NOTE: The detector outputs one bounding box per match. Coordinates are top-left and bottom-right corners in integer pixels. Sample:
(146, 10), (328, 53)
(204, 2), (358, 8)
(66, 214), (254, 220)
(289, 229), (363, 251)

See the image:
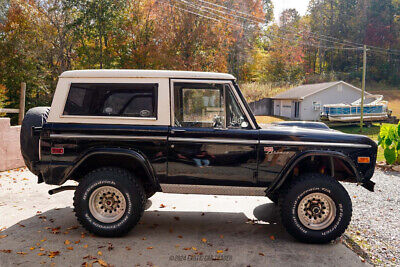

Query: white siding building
(272, 81), (370, 121)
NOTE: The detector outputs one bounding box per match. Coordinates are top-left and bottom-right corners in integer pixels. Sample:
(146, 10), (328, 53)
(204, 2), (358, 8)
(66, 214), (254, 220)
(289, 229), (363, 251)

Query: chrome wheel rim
(297, 192), (336, 230)
(89, 186), (126, 223)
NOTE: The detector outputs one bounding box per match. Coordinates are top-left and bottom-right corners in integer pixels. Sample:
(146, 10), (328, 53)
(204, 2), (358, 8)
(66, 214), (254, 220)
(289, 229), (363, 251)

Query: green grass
(330, 124), (381, 140)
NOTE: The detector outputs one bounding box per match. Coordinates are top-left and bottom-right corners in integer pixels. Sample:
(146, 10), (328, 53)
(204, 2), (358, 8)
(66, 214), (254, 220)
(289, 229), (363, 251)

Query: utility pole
(18, 82), (26, 125)
(360, 45), (367, 133)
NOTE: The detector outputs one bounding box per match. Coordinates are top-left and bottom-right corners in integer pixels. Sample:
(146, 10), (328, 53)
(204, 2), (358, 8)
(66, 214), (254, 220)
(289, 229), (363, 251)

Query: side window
(63, 83), (157, 118)
(174, 82), (225, 128)
(225, 85), (249, 129)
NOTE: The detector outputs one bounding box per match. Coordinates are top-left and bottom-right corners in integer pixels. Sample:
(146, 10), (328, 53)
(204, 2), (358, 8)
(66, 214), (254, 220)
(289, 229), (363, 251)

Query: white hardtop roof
(60, 69), (236, 80)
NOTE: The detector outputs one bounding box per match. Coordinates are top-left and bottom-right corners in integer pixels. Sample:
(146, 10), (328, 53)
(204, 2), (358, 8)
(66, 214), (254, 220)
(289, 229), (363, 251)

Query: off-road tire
(20, 107), (50, 175)
(279, 173), (352, 243)
(73, 167), (146, 237)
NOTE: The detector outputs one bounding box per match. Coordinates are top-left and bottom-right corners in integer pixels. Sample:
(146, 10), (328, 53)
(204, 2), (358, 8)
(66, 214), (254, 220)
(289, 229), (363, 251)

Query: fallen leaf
(125, 246), (131, 251)
(146, 247), (153, 250)
(192, 247), (197, 251)
(17, 252), (27, 255)
(83, 244), (88, 248)
(201, 238), (207, 243)
(177, 235), (183, 239)
(67, 226), (79, 230)
(142, 237), (147, 240)
(259, 252), (265, 256)
(220, 235), (224, 239)
(269, 235), (275, 241)
(97, 251), (102, 256)
(67, 247), (73, 250)
(65, 240), (71, 245)
(107, 243), (113, 251)
(17, 223), (25, 227)
(51, 227), (61, 234)
(41, 238), (47, 242)
(40, 248), (44, 251)
(83, 255), (97, 260)
(30, 247), (35, 250)
(0, 250), (11, 253)
(174, 216), (180, 221)
(75, 240), (81, 244)
(37, 253), (45, 256)
(183, 248), (191, 250)
(159, 204), (166, 208)
(96, 259), (108, 267)
(216, 250), (223, 254)
(48, 251), (60, 258)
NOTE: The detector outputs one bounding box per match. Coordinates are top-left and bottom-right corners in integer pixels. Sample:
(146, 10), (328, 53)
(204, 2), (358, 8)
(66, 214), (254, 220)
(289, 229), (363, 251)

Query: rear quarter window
(63, 83), (158, 118)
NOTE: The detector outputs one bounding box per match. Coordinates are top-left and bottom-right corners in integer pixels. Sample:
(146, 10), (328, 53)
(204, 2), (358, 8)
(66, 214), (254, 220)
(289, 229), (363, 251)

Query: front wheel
(279, 173), (352, 243)
(73, 167), (146, 237)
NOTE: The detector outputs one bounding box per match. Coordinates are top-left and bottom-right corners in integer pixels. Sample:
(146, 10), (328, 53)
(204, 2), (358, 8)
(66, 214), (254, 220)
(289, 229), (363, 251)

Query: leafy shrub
(378, 123), (400, 164)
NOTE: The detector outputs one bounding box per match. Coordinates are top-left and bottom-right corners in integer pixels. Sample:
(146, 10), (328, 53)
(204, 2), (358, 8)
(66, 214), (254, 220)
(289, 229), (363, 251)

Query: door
(167, 80), (259, 186)
(294, 101), (300, 118)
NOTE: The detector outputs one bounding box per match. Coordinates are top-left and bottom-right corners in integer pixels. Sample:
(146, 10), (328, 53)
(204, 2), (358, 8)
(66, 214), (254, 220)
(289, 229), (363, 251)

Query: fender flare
(64, 147), (161, 191)
(266, 150), (361, 194)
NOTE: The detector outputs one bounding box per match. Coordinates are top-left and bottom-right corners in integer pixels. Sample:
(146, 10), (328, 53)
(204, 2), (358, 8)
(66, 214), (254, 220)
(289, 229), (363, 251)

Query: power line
(173, 0), (246, 26)
(161, 0), (242, 27)
(175, 0), (258, 25)
(194, 0), (400, 55)
(163, 0), (400, 56)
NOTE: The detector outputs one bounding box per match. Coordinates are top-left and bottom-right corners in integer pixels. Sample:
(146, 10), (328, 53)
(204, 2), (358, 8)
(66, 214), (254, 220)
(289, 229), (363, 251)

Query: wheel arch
(65, 148), (161, 197)
(267, 150), (361, 195)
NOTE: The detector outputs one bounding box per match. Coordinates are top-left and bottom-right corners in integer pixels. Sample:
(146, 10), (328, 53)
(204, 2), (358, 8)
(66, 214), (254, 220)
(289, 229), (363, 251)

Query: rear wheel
(279, 173), (352, 243)
(73, 167), (146, 237)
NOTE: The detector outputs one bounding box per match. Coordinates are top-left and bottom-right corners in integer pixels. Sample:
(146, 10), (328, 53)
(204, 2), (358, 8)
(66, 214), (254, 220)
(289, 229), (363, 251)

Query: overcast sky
(272, 0), (310, 21)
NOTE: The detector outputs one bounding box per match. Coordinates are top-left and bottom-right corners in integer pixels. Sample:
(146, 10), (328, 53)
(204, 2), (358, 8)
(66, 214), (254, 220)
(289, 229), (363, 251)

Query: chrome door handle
(171, 129), (186, 134)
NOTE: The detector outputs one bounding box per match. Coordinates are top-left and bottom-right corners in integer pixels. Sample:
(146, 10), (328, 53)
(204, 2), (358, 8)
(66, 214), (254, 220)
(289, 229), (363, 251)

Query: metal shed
(271, 81), (370, 121)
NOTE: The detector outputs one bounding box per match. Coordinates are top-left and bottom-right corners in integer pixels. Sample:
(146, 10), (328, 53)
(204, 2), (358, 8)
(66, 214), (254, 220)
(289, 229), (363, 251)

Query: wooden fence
(0, 82), (26, 124)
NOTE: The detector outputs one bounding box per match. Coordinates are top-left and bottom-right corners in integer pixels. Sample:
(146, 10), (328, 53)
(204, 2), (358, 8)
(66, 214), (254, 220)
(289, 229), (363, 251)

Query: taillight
(51, 147), (64, 155)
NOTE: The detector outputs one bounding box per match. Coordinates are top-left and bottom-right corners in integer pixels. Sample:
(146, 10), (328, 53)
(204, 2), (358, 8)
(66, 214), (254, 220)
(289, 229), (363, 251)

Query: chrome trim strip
(260, 140), (371, 148)
(168, 137), (258, 145)
(50, 133), (167, 141)
(160, 184), (266, 196)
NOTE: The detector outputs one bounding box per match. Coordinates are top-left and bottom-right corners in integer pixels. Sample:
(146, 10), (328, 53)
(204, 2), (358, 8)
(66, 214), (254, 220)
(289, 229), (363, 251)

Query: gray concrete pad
(0, 168), (367, 266)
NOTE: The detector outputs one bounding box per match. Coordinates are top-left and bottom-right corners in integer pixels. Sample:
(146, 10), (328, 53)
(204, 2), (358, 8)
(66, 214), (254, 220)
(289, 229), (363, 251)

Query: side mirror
(241, 121), (249, 129)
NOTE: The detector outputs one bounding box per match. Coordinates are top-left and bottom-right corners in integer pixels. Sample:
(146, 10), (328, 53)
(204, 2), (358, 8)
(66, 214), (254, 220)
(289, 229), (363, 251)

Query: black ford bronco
(20, 70), (377, 243)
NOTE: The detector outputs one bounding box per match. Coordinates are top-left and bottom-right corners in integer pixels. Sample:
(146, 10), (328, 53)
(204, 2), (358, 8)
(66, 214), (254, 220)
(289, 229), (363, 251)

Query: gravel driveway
(343, 169), (400, 266)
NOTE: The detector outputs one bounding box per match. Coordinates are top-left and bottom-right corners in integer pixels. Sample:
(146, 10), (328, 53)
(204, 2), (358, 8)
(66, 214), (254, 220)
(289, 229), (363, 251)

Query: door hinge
(253, 171), (258, 183)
